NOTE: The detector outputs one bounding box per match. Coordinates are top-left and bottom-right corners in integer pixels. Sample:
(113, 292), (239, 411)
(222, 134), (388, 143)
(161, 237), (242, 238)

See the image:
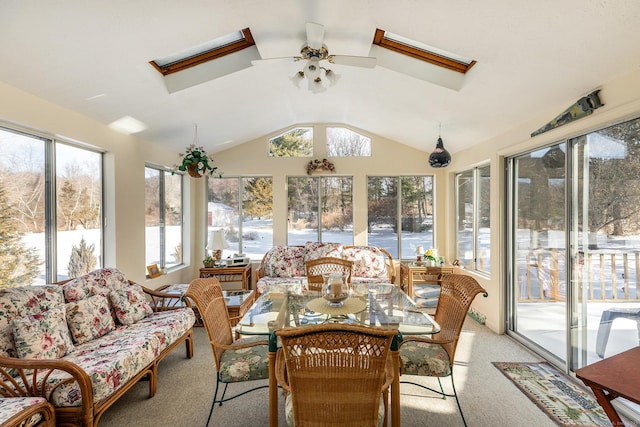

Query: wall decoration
(531, 90), (604, 137)
(306, 158), (335, 175)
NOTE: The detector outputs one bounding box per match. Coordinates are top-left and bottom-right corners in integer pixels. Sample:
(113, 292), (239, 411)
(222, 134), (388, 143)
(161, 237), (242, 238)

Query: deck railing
(519, 249), (640, 302)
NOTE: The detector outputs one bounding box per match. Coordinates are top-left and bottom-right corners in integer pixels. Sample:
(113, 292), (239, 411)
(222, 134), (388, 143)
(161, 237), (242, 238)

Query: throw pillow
(265, 246), (306, 277)
(65, 294), (115, 344)
(109, 285), (153, 325)
(304, 241), (344, 262)
(12, 306), (74, 359)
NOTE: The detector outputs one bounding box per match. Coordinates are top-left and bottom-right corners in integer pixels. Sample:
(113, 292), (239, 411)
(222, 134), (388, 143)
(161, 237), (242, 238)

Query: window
(455, 165), (490, 273)
(287, 176), (353, 245)
(208, 176), (273, 260)
(0, 126), (103, 286)
(150, 28), (255, 76)
(372, 28), (476, 74)
(145, 166), (183, 273)
(326, 127), (371, 156)
(367, 176), (433, 258)
(268, 127), (313, 157)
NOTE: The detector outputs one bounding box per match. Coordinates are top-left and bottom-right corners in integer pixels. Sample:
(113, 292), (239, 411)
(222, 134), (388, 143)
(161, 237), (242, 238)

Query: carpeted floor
(98, 318), (604, 427)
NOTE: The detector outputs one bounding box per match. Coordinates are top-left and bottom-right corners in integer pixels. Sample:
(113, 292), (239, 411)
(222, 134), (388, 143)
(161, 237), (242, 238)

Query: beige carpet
(99, 318), (562, 427)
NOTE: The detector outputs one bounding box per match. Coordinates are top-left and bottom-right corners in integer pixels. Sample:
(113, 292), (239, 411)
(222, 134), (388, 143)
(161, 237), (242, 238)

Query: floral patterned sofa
(0, 268), (196, 427)
(255, 242), (395, 294)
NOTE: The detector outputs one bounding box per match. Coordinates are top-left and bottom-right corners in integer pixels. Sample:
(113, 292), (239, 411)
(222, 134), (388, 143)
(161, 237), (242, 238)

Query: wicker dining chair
(305, 257), (354, 292)
(398, 274), (487, 427)
(271, 323), (398, 427)
(185, 278), (269, 426)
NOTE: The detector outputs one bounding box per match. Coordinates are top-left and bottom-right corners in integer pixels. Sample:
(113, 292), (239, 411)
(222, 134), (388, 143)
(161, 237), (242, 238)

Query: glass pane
(209, 177), (239, 259)
(400, 176), (434, 259)
(56, 144), (102, 280)
(268, 127), (313, 157)
(145, 168), (161, 267)
(164, 172), (182, 268)
(0, 128), (46, 287)
(242, 177), (273, 259)
(288, 176), (318, 245)
(456, 170), (474, 268)
(367, 177), (398, 258)
(320, 177), (353, 245)
(573, 117), (640, 370)
(512, 144), (567, 362)
(326, 127), (371, 157)
(478, 165), (491, 273)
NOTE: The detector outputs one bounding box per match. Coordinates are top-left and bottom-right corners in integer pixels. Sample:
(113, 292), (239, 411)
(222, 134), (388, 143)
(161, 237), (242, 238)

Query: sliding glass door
(508, 117), (640, 378)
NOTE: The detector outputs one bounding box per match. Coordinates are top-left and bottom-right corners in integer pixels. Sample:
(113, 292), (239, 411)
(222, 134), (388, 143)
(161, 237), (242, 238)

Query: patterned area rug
(493, 362), (614, 427)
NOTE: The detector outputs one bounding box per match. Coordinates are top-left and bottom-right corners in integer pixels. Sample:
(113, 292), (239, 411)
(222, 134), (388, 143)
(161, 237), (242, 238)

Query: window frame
(455, 164), (491, 274)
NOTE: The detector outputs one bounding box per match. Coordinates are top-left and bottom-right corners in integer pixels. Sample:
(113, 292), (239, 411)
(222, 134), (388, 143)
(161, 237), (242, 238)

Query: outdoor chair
(185, 278), (269, 426)
(399, 274), (487, 427)
(305, 257), (353, 292)
(270, 323), (398, 427)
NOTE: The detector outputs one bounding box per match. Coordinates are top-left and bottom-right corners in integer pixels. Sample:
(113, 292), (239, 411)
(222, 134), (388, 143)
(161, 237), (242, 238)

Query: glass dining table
(236, 283), (439, 427)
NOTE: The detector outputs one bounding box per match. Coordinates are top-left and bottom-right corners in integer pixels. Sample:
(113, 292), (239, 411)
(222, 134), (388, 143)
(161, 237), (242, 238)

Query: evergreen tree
(269, 129), (313, 157)
(67, 237), (97, 278)
(244, 177), (273, 218)
(0, 184), (41, 289)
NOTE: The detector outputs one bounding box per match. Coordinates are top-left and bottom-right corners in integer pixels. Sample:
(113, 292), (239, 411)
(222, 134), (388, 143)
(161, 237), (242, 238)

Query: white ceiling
(1, 1), (640, 155)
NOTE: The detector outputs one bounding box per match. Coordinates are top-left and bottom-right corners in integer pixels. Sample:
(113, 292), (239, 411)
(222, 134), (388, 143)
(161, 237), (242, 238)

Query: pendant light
(428, 123), (452, 168)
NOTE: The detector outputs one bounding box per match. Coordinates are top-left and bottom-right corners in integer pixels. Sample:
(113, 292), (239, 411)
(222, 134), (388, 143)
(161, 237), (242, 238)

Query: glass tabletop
(236, 283), (440, 336)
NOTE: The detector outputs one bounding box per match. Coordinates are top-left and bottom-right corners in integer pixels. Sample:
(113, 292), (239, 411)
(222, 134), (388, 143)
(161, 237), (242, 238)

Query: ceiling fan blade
(251, 57), (298, 66)
(306, 22), (325, 50)
(330, 55), (377, 69)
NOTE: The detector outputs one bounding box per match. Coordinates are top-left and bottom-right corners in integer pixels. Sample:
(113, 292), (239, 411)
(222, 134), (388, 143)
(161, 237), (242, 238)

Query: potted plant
(203, 255), (215, 268)
(173, 143), (221, 178)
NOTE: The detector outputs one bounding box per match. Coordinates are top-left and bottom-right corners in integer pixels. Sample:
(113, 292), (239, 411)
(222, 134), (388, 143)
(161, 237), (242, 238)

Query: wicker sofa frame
(0, 276), (195, 427)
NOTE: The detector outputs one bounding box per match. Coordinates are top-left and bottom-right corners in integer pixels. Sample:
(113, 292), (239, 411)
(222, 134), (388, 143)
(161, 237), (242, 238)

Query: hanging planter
(172, 124), (221, 178)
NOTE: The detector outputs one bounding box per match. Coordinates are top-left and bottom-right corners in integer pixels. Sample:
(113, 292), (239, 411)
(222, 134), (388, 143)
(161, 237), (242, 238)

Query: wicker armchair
(270, 323), (398, 427)
(305, 257), (353, 292)
(399, 274), (487, 427)
(185, 278), (269, 426)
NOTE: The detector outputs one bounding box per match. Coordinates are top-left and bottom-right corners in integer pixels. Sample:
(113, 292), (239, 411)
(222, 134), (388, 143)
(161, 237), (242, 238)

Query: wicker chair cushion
(218, 335), (269, 383)
(343, 246), (388, 279)
(399, 340), (451, 377)
(65, 294), (115, 344)
(284, 392), (386, 427)
(303, 241), (343, 262)
(109, 285), (153, 325)
(265, 246), (306, 277)
(0, 396), (49, 426)
(12, 306), (75, 359)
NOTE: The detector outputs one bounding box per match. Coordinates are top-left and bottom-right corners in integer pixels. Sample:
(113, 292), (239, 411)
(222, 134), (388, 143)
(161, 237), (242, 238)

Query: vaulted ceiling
(1, 1), (639, 155)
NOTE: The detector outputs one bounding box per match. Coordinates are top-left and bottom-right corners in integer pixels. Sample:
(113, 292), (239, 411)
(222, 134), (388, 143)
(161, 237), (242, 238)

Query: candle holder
(322, 273), (349, 307)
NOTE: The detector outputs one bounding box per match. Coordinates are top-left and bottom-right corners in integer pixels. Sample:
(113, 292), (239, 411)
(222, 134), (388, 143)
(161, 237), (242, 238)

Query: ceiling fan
(252, 22), (376, 90)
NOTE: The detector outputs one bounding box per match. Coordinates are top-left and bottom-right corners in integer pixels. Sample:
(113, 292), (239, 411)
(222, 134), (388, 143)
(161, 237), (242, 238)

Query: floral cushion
(303, 241), (343, 262)
(264, 246), (306, 277)
(343, 246), (388, 279)
(61, 268), (130, 303)
(284, 390), (386, 427)
(125, 308), (196, 353)
(12, 306), (74, 359)
(256, 277), (307, 295)
(0, 325), (16, 358)
(399, 340), (451, 377)
(218, 335), (269, 383)
(0, 396), (49, 426)
(109, 285), (153, 325)
(0, 286), (65, 329)
(65, 294), (115, 344)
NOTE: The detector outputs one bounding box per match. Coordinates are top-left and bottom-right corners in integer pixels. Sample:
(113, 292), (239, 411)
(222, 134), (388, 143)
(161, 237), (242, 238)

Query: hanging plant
(306, 158), (335, 175)
(172, 124), (222, 178)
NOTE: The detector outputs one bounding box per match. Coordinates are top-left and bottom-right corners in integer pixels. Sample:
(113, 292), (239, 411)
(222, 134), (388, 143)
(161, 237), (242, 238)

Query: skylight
(372, 29), (476, 74)
(150, 28), (255, 76)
